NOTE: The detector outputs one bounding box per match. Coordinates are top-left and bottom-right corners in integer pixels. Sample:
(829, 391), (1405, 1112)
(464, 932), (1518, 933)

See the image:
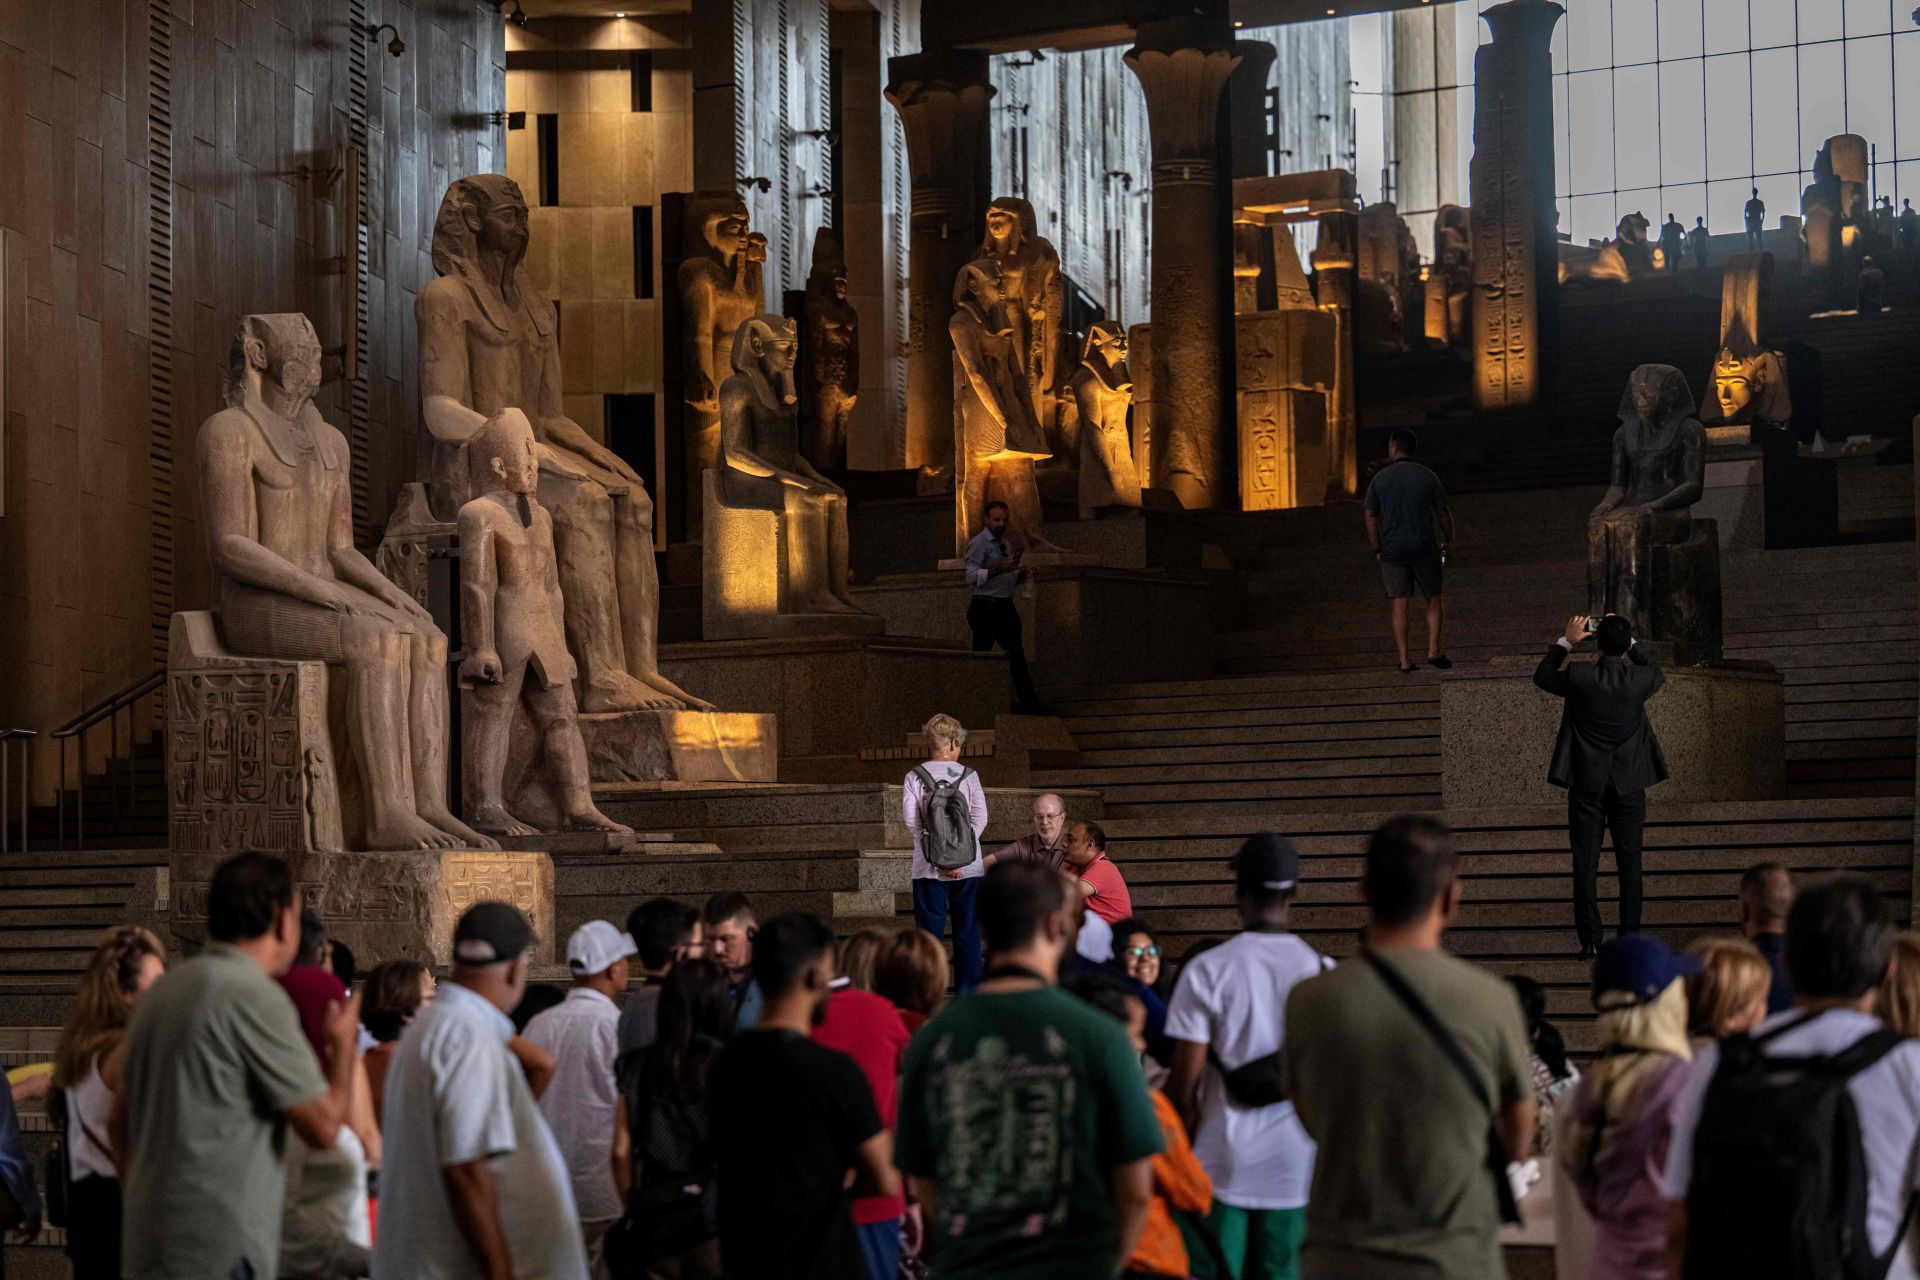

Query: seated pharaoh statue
(193, 313), (494, 852)
(411, 173), (707, 713)
(703, 314), (879, 640)
(1588, 364), (1722, 663)
(950, 258), (1056, 557)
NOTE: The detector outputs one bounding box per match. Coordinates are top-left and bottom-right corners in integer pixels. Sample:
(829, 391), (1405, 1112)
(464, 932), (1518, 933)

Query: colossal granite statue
(418, 174), (706, 714)
(1802, 134), (1868, 281)
(458, 409), (632, 838)
(1070, 321), (1141, 518)
(976, 196), (1066, 438)
(1708, 252), (1791, 430)
(705, 314), (877, 639)
(1355, 202), (1420, 355)
(1588, 364), (1717, 660)
(1424, 204), (1472, 355)
(951, 259), (1054, 553)
(678, 196), (765, 533)
(200, 313), (493, 852)
(801, 228), (859, 471)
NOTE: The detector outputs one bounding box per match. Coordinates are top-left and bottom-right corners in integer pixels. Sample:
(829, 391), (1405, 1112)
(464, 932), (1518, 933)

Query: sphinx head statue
(468, 407), (540, 497)
(226, 313), (324, 411)
(431, 175), (530, 280)
(1711, 349), (1758, 422)
(731, 314), (799, 408)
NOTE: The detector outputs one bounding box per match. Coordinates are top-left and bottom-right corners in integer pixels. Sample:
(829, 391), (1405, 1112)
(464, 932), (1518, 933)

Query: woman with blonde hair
(1877, 931), (1920, 1037)
(1684, 936), (1772, 1041)
(873, 928), (950, 1033)
(903, 713), (988, 989)
(53, 925), (166, 1280)
(837, 929), (887, 991)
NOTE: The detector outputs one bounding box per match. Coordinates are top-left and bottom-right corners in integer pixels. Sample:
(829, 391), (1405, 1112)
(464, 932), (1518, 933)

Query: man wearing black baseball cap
(372, 902), (587, 1280)
(1164, 833), (1331, 1279)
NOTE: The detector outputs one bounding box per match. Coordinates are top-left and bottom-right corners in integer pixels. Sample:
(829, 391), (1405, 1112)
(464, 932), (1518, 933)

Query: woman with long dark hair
(52, 926), (166, 1280)
(609, 958), (736, 1279)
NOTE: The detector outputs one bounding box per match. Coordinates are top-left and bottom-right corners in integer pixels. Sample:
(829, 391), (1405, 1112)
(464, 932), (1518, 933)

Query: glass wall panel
(1798, 43), (1846, 164)
(1660, 182), (1708, 231)
(1702, 0), (1750, 56)
(1846, 36), (1894, 152)
(1566, 0), (1612, 72)
(1613, 0), (1658, 66)
(1844, 0), (1893, 37)
(1750, 0), (1796, 50)
(1660, 59), (1707, 186)
(1570, 193), (1617, 246)
(1614, 65), (1661, 190)
(1704, 52), (1752, 180)
(1707, 176), (1753, 231)
(1897, 33), (1920, 161)
(1750, 47), (1799, 175)
(1568, 69), (1616, 195)
(1798, 0), (1844, 43)
(1659, 0), (1704, 61)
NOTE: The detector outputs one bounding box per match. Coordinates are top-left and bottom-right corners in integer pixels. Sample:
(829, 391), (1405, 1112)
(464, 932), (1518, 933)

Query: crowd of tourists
(14, 800), (1920, 1279)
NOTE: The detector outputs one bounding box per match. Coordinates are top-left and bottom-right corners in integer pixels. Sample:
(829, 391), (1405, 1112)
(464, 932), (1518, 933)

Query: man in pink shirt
(1065, 821), (1133, 924)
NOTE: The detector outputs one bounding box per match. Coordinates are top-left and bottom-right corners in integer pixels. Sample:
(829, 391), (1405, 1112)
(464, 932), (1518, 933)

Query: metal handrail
(53, 670), (165, 850)
(0, 730), (33, 854)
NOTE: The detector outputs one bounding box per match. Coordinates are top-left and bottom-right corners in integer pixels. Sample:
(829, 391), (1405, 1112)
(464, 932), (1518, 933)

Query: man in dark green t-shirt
(895, 861), (1164, 1279)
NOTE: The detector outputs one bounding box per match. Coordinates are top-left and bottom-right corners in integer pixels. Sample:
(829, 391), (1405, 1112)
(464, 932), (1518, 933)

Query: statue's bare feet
(640, 671), (714, 712)
(367, 813), (465, 851)
(420, 806), (502, 851)
(581, 670), (681, 713)
(468, 804), (540, 839)
(565, 805), (632, 834)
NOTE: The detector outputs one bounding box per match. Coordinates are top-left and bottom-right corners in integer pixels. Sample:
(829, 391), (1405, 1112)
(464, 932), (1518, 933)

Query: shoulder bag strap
(1363, 950), (1522, 1225)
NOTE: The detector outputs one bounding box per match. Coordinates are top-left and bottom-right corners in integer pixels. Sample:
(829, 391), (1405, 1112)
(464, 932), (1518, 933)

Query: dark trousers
(967, 595), (1041, 712)
(1569, 782), (1645, 947)
(66, 1175), (122, 1280)
(913, 876), (983, 990)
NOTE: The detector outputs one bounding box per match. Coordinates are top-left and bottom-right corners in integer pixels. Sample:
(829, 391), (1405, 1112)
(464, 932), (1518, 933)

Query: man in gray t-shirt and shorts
(1363, 429), (1454, 673)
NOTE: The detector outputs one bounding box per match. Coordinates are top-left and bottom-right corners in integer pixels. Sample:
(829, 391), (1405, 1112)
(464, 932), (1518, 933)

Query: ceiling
(512, 0), (1447, 29)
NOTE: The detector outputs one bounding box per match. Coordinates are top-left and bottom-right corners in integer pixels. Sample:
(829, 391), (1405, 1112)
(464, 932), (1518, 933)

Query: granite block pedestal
(1440, 656), (1785, 809)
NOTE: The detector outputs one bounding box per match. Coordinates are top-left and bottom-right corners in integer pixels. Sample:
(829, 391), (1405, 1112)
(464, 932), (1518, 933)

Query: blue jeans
(913, 876), (983, 990)
(855, 1217), (902, 1280)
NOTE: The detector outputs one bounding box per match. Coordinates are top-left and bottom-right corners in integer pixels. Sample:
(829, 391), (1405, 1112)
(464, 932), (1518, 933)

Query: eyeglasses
(1125, 945), (1160, 959)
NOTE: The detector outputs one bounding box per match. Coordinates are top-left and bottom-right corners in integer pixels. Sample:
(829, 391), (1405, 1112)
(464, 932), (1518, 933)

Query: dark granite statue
(1588, 364), (1720, 663)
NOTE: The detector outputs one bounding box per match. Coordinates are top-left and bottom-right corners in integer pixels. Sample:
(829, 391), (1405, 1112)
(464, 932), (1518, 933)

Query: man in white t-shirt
(1165, 833), (1329, 1280)
(1665, 875), (1920, 1280)
(524, 920), (637, 1278)
(372, 903), (587, 1280)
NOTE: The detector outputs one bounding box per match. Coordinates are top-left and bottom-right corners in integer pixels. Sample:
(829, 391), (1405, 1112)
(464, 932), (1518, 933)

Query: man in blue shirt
(1363, 430), (1453, 674)
(963, 500), (1042, 713)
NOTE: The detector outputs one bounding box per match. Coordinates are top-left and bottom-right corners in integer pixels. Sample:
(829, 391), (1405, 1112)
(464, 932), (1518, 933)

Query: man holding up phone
(1533, 613), (1668, 959)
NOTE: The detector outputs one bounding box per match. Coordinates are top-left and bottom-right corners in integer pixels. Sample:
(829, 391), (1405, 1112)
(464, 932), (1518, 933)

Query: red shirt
(814, 987), (910, 1224)
(1077, 851), (1133, 924)
(277, 964), (347, 1064)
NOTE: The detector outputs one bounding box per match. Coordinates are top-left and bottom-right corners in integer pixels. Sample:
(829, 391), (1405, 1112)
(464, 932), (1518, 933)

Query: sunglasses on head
(1126, 944), (1160, 959)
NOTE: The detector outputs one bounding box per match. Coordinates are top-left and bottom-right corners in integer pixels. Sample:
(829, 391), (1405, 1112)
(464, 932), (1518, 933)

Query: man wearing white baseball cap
(525, 919), (638, 1278)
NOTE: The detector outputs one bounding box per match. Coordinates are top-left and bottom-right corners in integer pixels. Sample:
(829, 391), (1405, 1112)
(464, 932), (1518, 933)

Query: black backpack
(1684, 1015), (1918, 1280)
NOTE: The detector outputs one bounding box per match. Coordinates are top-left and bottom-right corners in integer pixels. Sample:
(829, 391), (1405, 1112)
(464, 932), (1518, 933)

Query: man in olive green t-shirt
(895, 861), (1164, 1279)
(1284, 817), (1536, 1280)
(115, 853), (361, 1280)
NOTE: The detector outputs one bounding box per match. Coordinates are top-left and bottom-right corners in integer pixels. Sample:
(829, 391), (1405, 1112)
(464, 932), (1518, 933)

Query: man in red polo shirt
(1065, 820), (1133, 925)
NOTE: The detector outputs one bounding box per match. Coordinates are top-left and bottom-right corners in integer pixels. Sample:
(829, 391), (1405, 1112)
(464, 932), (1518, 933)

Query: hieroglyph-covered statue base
(168, 611), (345, 856)
(172, 844), (554, 969)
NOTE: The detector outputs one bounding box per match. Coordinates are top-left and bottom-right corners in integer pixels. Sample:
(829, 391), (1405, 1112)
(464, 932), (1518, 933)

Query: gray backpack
(912, 765), (977, 870)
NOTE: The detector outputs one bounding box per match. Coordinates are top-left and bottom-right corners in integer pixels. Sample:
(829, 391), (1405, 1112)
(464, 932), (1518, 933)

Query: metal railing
(0, 730), (33, 853)
(52, 670), (164, 850)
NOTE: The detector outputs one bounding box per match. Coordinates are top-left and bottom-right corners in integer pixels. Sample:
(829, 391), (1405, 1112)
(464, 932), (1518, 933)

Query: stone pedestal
(1235, 308), (1337, 510)
(580, 710), (779, 784)
(1468, 0), (1564, 412)
(171, 845), (555, 969)
(885, 51), (994, 472)
(1440, 657), (1784, 809)
(658, 635), (1011, 761)
(1126, 19), (1241, 509)
(701, 470), (887, 641)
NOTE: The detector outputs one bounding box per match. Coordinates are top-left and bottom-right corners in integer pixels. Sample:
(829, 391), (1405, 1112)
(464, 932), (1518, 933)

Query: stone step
(1065, 702), (1440, 733)
(1062, 684), (1443, 718)
(1067, 720), (1442, 751)
(1062, 738), (1441, 769)
(1034, 754), (1438, 787)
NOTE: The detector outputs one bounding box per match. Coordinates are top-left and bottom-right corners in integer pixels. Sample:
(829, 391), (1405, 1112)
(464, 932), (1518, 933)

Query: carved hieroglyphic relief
(168, 665), (344, 857)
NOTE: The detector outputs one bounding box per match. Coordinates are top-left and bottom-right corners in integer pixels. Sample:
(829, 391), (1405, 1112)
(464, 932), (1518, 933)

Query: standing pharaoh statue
(457, 409), (631, 838)
(801, 228), (858, 471)
(1069, 322), (1141, 517)
(417, 174), (707, 714)
(951, 259), (1055, 555)
(1588, 365), (1707, 636)
(200, 313), (493, 851)
(704, 315), (876, 638)
(677, 197), (764, 535)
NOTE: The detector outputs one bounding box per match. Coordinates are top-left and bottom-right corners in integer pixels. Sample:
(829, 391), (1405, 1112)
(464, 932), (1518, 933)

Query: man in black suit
(1533, 612), (1667, 959)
